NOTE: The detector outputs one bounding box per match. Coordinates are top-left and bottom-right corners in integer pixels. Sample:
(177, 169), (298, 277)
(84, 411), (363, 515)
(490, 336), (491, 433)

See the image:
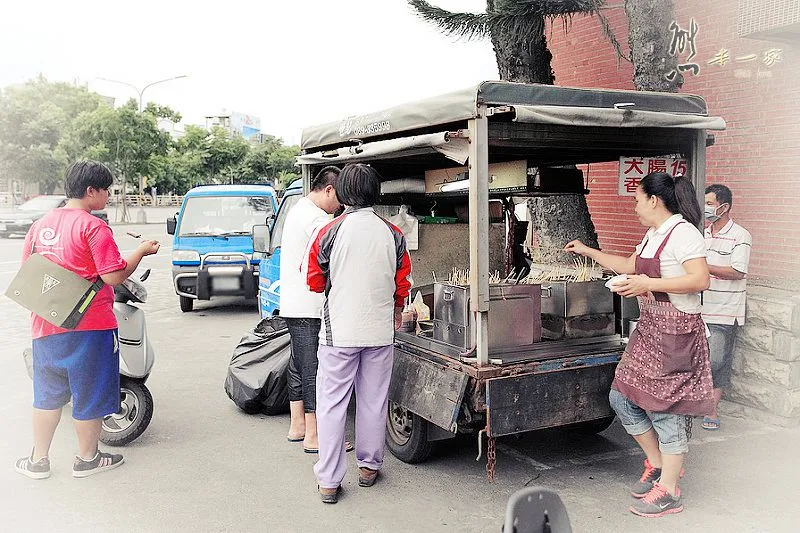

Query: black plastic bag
(225, 317), (293, 415)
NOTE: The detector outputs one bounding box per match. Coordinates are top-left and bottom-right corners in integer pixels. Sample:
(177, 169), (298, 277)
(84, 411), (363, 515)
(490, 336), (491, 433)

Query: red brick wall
(546, 1), (800, 281)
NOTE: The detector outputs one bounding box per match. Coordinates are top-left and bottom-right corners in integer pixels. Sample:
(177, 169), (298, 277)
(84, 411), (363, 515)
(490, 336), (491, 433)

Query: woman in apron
(565, 172), (714, 518)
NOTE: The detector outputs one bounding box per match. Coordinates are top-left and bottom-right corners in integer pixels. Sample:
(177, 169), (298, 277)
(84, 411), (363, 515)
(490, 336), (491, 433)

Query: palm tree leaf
(497, 0), (601, 17)
(408, 0), (489, 40)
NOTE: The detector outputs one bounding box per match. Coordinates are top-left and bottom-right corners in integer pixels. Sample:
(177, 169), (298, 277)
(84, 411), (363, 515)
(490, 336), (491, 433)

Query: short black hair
(64, 161), (114, 199)
(335, 163), (381, 208)
(706, 183), (733, 207)
(311, 165), (340, 192)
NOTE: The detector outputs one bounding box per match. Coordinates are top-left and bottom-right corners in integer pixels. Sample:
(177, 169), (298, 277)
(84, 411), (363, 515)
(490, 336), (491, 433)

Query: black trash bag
(224, 316), (294, 415)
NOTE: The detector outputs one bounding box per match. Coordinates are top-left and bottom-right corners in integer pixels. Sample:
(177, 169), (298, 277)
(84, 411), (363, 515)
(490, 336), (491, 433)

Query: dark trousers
(285, 317), (321, 413)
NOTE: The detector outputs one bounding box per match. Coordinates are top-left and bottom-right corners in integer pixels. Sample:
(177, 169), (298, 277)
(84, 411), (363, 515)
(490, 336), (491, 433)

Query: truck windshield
(178, 195), (274, 236)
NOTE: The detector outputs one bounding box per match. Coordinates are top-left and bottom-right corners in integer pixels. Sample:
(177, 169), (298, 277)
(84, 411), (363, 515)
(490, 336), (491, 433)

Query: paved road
(0, 223), (798, 532)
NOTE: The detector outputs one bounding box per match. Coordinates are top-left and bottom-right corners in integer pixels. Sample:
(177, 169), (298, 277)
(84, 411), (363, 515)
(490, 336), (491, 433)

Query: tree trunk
(487, 0), (555, 84)
(624, 0), (681, 91)
(526, 196), (599, 265)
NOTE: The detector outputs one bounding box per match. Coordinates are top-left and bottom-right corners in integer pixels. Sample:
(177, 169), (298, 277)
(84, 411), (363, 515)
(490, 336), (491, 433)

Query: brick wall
(546, 0), (800, 282)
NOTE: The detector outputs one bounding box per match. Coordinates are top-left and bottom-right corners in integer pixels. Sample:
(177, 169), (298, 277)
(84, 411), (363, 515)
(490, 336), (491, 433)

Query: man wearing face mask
(702, 184), (752, 431)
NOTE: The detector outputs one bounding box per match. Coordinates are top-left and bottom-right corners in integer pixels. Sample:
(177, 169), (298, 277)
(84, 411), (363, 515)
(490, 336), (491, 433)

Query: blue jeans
(285, 317), (321, 413)
(708, 323), (737, 389)
(609, 388), (688, 455)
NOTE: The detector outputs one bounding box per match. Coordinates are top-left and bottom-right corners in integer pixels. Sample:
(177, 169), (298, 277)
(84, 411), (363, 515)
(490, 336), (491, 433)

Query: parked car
(0, 195), (109, 237)
(167, 184), (278, 312)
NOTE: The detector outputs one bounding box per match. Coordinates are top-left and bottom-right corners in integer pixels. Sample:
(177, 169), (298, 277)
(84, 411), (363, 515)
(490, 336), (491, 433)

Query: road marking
(495, 443), (553, 470)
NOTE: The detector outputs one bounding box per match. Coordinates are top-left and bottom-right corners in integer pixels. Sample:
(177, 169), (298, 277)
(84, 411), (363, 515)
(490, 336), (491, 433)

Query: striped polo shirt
(702, 219), (752, 325)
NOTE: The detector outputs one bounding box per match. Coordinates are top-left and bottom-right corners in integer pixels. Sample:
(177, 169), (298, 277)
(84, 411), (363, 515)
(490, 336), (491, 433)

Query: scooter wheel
(100, 377), (154, 446)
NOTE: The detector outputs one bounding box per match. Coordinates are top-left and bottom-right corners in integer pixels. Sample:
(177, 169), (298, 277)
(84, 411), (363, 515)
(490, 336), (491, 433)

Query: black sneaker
(15, 450), (50, 479)
(630, 482), (683, 517)
(630, 458), (661, 498)
(72, 451), (124, 478)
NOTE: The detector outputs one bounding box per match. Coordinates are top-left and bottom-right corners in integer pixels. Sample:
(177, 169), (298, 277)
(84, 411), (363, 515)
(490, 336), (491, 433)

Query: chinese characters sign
(618, 157), (687, 196)
(665, 17), (785, 82)
(666, 19), (700, 82)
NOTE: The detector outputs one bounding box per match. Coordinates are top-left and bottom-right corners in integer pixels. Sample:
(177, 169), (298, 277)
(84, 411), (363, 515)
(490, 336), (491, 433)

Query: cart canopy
(300, 81), (725, 154)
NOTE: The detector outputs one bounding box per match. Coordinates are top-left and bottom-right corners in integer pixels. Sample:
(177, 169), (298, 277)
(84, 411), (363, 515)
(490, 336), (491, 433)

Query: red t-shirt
(22, 208), (127, 339)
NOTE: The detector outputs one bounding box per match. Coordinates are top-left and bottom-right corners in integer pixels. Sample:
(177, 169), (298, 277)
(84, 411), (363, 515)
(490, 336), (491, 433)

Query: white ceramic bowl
(604, 274), (628, 291)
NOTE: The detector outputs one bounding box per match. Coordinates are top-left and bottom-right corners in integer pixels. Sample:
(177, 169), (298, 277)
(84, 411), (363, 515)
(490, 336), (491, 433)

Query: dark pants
(285, 317), (321, 413)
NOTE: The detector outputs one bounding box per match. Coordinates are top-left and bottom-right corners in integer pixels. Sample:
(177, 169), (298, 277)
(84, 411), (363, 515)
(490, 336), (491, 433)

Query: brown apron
(612, 222), (715, 416)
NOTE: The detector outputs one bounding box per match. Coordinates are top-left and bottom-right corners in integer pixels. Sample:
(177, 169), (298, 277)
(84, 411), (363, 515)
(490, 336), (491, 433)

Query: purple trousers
(313, 344), (394, 489)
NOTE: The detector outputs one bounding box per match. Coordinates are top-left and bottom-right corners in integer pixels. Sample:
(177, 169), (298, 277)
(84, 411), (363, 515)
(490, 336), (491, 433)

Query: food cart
(296, 81), (725, 478)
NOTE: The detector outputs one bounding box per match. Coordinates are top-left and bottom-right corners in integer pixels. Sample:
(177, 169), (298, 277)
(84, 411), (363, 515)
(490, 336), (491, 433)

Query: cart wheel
(564, 415), (616, 435)
(179, 296), (193, 312)
(386, 401), (434, 464)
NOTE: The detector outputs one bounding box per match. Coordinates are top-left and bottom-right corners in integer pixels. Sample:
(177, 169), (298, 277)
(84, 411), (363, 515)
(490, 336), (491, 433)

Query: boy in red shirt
(15, 161), (160, 479)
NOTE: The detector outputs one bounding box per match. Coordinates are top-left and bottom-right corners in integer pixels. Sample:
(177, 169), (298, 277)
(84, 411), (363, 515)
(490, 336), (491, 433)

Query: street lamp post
(96, 75), (188, 222)
(97, 75), (188, 112)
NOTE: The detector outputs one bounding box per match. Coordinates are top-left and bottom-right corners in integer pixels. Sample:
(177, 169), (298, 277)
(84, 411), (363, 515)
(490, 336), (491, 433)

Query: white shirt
(635, 214), (707, 314)
(703, 219), (751, 325)
(279, 197), (330, 318)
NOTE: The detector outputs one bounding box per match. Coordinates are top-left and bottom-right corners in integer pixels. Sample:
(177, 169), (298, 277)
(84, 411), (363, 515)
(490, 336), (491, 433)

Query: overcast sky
(1, 0), (499, 145)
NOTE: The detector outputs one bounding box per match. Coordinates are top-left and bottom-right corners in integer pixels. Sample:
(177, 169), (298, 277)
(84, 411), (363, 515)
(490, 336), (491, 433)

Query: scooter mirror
(140, 269), (151, 282)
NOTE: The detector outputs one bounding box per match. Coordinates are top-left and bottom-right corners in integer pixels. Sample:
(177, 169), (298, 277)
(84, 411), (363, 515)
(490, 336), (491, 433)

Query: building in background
(205, 110), (262, 141)
(157, 117), (186, 139)
(545, 0), (800, 425)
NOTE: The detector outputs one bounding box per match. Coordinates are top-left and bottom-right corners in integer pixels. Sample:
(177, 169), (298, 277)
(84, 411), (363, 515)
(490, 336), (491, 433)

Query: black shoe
(72, 450), (124, 478)
(319, 485), (342, 504)
(358, 467), (379, 487)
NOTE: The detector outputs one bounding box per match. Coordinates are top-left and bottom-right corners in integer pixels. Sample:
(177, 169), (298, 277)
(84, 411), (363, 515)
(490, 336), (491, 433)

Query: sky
(0, 0), (499, 146)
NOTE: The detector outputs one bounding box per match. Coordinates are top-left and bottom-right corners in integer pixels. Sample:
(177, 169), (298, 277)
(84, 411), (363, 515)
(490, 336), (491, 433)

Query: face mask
(704, 204), (727, 222)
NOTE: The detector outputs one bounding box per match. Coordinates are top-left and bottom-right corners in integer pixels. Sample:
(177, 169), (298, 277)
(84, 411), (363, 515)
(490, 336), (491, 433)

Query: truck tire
(386, 401), (434, 464)
(564, 415), (616, 435)
(179, 296), (193, 312)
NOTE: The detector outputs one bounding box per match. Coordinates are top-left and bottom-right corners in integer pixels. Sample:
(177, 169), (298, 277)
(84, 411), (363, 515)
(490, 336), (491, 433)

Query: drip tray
(395, 332), (625, 366)
(488, 335), (625, 366)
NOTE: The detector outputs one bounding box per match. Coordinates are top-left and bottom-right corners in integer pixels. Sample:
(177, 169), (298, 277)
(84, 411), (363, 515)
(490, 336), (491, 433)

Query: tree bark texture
(527, 195), (599, 265)
(487, 0), (555, 84)
(624, 0), (681, 91)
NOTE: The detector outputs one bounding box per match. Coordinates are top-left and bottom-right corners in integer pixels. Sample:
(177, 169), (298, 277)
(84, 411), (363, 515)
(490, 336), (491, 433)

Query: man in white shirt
(280, 166), (341, 452)
(702, 184), (752, 431)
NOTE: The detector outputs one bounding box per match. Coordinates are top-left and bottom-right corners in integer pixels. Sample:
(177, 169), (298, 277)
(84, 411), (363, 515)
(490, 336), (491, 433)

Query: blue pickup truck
(256, 179), (303, 318)
(167, 184), (278, 312)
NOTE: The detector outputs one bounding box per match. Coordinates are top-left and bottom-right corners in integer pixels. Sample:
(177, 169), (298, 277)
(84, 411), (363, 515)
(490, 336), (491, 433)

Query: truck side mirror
(166, 216), (177, 235)
(252, 224), (271, 254)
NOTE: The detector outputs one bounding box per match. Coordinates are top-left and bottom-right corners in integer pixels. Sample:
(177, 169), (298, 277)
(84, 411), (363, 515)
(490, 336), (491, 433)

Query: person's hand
(612, 274), (653, 298)
(564, 239), (593, 257)
(137, 240), (161, 256)
(394, 307), (403, 330)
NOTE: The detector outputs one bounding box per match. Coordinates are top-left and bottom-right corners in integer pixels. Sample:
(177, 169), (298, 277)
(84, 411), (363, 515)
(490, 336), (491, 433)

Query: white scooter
(23, 270), (155, 446)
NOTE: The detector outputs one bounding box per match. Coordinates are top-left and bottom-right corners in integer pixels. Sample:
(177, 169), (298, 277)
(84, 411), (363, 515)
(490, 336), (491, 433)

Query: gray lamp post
(97, 75), (188, 112)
